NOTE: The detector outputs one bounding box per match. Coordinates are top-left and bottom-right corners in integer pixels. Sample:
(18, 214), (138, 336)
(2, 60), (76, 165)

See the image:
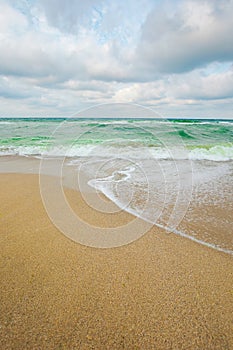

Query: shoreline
(1, 172), (233, 349)
(1, 155), (233, 254)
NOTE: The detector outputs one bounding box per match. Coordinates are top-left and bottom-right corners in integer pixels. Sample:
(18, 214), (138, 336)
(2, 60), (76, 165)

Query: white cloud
(112, 65), (233, 104)
(168, 66), (233, 100)
(0, 1), (28, 33)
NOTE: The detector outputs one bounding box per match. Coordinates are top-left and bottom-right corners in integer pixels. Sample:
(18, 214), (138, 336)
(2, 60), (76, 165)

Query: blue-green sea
(0, 118), (232, 160)
(0, 117), (232, 253)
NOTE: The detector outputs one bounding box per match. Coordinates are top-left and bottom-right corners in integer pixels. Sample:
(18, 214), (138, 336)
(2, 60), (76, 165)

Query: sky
(0, 0), (233, 118)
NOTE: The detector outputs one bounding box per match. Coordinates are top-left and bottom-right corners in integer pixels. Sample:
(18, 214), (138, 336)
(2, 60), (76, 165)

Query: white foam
(189, 145), (233, 161)
(0, 121), (14, 125)
(1, 143), (233, 162)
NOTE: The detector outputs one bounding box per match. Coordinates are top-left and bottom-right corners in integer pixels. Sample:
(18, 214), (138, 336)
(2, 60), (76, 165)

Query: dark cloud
(38, 0), (103, 32)
(136, 0), (233, 74)
(0, 89), (28, 99)
(0, 76), (38, 99)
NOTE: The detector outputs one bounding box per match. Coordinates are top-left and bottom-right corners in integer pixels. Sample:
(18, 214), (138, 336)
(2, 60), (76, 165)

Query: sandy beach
(1, 173), (233, 349)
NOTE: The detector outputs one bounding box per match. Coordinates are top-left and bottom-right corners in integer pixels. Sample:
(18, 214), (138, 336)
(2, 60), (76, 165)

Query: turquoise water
(0, 118), (233, 160)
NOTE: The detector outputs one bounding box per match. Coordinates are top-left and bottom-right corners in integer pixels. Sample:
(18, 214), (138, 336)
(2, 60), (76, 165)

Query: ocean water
(1, 117), (233, 160)
(0, 117), (233, 253)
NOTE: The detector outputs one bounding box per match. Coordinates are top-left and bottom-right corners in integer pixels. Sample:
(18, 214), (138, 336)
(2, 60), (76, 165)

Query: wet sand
(0, 173), (233, 349)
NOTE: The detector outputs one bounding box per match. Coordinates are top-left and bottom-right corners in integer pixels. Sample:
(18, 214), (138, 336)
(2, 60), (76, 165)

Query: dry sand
(0, 173), (233, 349)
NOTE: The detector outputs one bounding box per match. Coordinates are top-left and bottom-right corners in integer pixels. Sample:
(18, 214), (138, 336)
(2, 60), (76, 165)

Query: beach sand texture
(1, 173), (233, 349)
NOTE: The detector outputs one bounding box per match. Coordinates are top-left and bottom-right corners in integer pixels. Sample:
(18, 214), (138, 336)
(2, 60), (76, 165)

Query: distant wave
(0, 121), (15, 125)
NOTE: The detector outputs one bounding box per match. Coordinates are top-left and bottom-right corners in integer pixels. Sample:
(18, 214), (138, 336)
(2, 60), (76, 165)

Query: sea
(0, 116), (232, 253)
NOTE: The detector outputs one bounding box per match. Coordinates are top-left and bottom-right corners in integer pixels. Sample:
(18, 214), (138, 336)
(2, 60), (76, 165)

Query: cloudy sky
(0, 0), (233, 118)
